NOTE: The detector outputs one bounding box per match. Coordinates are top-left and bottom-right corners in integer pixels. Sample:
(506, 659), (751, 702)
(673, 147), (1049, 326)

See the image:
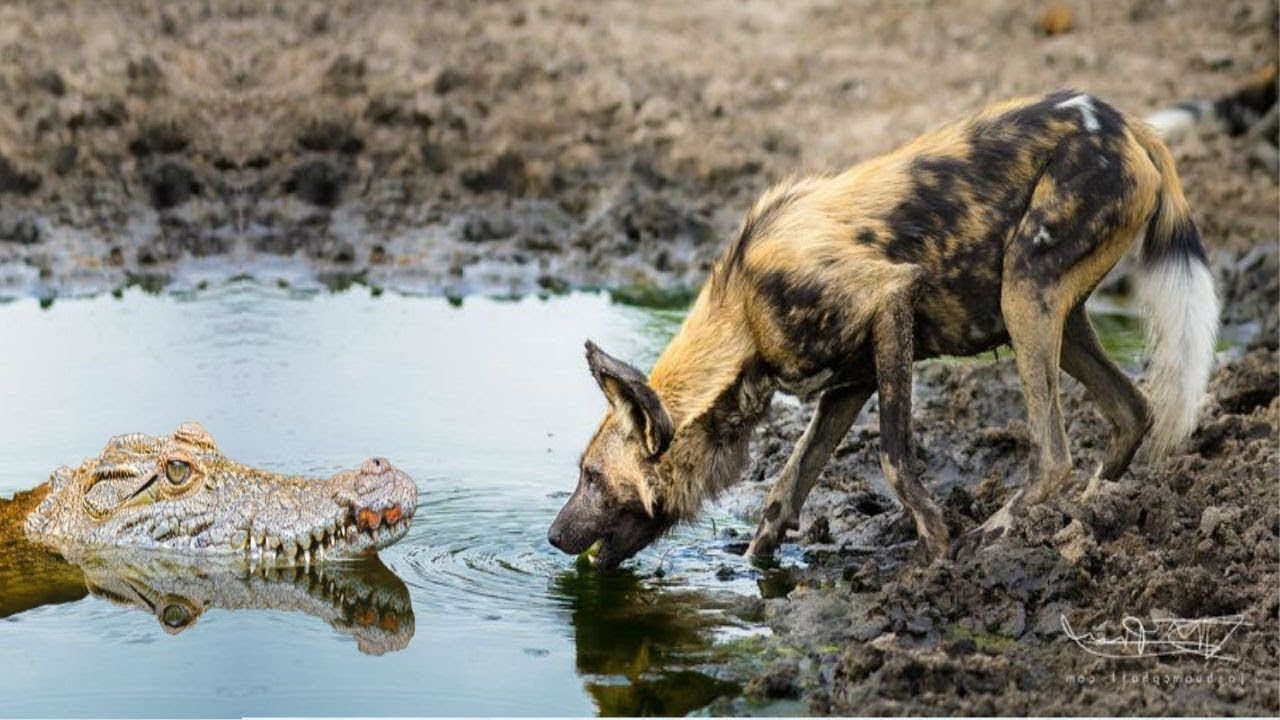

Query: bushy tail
(1130, 124), (1220, 457)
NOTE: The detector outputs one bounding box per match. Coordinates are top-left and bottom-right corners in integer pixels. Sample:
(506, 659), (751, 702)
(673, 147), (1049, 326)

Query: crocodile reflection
(2, 486), (415, 655)
(76, 551), (415, 655)
(551, 566), (741, 716)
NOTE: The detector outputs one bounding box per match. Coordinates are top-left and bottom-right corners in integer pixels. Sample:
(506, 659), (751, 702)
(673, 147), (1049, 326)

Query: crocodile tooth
(303, 549), (311, 567)
(249, 535), (258, 551)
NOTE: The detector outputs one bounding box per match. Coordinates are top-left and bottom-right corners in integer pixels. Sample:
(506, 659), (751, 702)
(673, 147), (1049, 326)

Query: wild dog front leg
(873, 295), (950, 560)
(746, 383), (873, 561)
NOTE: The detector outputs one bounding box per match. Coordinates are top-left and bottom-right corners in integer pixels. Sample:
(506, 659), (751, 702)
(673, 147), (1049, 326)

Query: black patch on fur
(1011, 99), (1133, 282)
(755, 269), (862, 378)
(881, 156), (970, 263)
(1139, 196), (1209, 267)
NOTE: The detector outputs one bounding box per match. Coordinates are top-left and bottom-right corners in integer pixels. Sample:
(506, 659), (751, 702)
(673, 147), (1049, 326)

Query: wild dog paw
(744, 517), (798, 564)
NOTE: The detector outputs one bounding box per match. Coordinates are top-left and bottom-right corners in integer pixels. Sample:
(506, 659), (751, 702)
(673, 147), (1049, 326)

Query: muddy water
(0, 285), (774, 717)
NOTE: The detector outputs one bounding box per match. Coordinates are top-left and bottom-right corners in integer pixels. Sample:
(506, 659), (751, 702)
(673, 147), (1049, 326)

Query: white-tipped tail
(1132, 255), (1219, 457)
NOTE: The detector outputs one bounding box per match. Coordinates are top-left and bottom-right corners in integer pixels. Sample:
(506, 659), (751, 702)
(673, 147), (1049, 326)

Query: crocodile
(23, 422), (418, 566)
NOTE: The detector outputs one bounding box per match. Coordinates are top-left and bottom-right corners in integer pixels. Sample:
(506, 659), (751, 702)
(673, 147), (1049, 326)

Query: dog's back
(719, 91), (1169, 383)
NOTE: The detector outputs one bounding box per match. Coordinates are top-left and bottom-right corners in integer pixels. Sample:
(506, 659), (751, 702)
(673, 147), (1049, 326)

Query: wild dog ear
(585, 340), (673, 459)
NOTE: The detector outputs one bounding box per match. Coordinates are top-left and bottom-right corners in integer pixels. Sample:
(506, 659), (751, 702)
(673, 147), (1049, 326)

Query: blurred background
(0, 0), (1274, 304)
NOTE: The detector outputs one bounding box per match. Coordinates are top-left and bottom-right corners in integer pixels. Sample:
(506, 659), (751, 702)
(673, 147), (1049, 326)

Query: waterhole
(0, 284), (784, 717)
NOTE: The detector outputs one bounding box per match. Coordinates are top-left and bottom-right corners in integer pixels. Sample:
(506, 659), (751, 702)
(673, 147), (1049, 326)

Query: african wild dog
(548, 91), (1219, 569)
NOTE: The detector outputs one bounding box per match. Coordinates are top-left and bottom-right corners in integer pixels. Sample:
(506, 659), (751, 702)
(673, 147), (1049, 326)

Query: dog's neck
(647, 287), (774, 519)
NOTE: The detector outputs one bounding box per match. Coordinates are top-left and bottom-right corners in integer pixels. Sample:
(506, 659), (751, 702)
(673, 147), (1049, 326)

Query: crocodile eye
(161, 603), (192, 629)
(165, 459), (191, 486)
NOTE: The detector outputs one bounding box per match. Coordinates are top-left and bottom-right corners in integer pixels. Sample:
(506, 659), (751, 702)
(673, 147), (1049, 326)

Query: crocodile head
(24, 422), (418, 565)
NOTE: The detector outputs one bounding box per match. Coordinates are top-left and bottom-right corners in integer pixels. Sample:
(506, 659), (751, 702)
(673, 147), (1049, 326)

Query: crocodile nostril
(356, 507), (382, 530)
(361, 457), (390, 474)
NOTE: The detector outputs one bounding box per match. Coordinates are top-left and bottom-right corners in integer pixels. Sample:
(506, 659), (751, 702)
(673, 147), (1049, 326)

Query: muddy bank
(705, 346), (1279, 715)
(0, 1), (1276, 304)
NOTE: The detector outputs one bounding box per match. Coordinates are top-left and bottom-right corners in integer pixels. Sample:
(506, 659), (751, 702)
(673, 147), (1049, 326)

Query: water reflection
(2, 489), (415, 656)
(76, 553), (415, 656)
(551, 565), (742, 716)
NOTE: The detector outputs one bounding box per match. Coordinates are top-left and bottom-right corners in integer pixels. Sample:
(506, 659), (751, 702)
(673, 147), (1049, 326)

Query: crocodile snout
(326, 456), (418, 556)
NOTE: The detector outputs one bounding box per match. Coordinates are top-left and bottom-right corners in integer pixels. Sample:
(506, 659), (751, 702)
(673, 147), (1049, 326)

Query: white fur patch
(1056, 93), (1100, 132)
(1134, 252), (1219, 457)
(1032, 226), (1054, 246)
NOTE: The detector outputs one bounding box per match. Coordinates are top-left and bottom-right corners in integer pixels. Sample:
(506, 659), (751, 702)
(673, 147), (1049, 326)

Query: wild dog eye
(583, 468), (602, 486)
(165, 459), (191, 486)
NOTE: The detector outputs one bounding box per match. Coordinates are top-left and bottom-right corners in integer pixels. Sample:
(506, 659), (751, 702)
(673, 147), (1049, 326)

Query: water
(0, 284), (769, 718)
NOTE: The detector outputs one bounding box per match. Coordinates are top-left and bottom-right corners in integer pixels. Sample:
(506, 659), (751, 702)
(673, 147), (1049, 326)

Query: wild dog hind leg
(1060, 306), (1152, 497)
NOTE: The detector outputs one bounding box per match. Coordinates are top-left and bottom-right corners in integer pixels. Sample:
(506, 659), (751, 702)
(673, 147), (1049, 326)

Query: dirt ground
(0, 0), (1276, 715)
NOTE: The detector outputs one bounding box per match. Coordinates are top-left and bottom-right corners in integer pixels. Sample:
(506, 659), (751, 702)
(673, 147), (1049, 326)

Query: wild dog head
(547, 341), (677, 570)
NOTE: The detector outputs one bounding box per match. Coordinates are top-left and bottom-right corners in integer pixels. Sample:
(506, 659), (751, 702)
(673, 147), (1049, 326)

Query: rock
(1052, 519), (1094, 565)
(1198, 504), (1242, 538)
